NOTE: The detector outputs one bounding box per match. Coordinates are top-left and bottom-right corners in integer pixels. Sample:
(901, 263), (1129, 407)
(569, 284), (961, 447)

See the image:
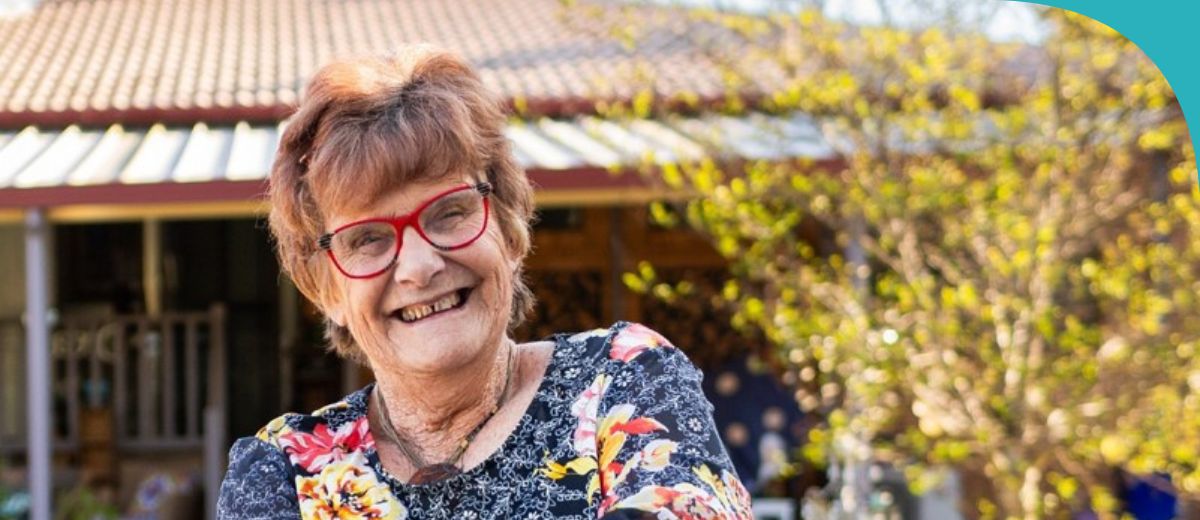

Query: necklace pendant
(410, 463), (461, 484)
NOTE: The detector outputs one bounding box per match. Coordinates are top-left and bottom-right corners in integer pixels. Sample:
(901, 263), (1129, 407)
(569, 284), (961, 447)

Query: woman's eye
(349, 231), (389, 250)
(354, 235), (380, 246)
(430, 206), (469, 225)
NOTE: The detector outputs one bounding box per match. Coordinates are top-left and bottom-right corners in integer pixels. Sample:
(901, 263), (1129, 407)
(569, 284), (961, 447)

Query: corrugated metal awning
(0, 113), (834, 216)
(0, 122), (280, 189)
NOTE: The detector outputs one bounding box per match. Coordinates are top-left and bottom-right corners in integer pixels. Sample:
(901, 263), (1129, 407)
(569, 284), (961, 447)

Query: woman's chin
(381, 305), (490, 372)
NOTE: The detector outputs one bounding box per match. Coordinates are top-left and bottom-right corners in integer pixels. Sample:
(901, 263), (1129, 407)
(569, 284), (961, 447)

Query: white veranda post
(24, 207), (52, 520)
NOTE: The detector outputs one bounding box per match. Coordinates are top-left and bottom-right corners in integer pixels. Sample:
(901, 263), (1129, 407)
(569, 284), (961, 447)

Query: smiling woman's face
(322, 174), (517, 375)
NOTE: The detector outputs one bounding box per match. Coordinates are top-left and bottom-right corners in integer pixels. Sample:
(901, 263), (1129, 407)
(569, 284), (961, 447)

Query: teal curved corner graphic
(1012, 0), (1200, 183)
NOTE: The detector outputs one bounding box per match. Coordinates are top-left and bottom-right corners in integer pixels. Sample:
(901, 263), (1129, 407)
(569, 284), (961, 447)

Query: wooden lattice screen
(0, 304), (226, 454)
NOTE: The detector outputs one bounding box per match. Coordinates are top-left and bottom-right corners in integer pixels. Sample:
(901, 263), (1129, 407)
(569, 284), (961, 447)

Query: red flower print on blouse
(610, 323), (675, 362)
(279, 416), (374, 474)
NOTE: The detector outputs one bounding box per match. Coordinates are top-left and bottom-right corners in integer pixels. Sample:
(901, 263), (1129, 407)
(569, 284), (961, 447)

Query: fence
(0, 304), (226, 455)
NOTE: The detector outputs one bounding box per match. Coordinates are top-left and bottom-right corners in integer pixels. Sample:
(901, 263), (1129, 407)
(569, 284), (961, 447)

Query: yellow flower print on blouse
(296, 452), (407, 520)
(256, 414), (295, 444)
(312, 400), (351, 417)
(609, 465), (753, 519)
(541, 373), (676, 510)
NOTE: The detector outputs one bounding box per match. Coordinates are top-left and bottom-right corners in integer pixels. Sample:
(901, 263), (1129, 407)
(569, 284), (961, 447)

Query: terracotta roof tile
(0, 0), (732, 127)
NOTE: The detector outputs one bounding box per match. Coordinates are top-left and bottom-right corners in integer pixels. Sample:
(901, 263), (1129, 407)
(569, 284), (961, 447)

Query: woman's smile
(391, 286), (474, 324)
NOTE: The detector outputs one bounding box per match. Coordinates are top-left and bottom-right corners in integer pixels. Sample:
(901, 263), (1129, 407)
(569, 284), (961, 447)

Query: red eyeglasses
(317, 182), (492, 279)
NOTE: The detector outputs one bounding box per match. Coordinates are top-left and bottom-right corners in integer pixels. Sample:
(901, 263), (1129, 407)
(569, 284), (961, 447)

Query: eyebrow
(341, 181), (474, 224)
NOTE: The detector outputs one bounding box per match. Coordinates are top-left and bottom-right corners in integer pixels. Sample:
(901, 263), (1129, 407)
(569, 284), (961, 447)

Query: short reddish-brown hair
(268, 46), (536, 364)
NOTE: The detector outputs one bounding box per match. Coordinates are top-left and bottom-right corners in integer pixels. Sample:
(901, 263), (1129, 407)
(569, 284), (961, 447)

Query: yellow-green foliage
(581, 3), (1199, 518)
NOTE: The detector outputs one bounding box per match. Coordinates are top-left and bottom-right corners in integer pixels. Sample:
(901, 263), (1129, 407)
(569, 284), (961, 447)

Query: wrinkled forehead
(312, 161), (457, 226)
(304, 116), (486, 226)
(327, 175), (481, 231)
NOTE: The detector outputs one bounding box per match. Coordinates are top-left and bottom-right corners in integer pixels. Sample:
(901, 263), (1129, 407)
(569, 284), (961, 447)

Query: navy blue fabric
(216, 322), (752, 519)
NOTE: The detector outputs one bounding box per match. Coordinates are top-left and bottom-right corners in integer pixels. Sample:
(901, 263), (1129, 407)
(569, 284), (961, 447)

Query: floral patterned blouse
(216, 322), (753, 519)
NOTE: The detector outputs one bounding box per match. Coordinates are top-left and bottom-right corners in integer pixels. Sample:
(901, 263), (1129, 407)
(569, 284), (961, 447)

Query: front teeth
(400, 291), (462, 322)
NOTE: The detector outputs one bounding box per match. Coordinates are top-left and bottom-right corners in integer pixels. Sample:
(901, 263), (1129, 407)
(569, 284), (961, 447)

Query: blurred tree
(574, 2), (1200, 518)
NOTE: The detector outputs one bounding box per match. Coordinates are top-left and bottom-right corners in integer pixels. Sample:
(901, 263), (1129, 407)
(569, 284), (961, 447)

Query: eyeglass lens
(329, 188), (486, 276)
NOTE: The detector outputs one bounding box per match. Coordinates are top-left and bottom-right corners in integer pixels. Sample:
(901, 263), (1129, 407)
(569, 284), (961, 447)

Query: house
(0, 0), (823, 517)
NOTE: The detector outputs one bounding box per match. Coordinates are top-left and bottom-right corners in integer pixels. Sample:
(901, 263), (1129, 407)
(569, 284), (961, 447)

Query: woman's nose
(392, 225), (445, 286)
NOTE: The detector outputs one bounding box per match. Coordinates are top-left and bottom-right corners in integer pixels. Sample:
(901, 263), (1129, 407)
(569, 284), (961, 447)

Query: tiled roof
(0, 113), (834, 207)
(0, 0), (730, 128)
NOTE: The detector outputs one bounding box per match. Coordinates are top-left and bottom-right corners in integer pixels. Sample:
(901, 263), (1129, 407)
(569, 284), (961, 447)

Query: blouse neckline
(362, 333), (570, 491)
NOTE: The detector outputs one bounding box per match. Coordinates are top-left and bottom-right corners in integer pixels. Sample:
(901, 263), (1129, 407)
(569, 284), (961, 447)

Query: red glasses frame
(317, 182), (492, 279)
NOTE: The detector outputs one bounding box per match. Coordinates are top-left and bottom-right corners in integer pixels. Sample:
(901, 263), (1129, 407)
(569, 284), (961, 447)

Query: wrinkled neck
(371, 338), (513, 460)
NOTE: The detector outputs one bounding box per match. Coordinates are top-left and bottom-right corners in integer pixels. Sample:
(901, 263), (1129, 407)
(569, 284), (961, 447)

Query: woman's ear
(327, 304), (347, 328)
(506, 248), (521, 274)
(502, 230), (526, 275)
(316, 270), (348, 327)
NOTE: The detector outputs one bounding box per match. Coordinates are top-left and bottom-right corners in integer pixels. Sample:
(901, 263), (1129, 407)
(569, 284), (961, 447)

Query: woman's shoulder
(253, 386), (373, 452)
(552, 321), (696, 379)
(220, 390), (374, 516)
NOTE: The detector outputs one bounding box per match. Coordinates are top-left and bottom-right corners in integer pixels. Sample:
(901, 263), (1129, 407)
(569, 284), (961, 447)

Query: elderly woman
(217, 46), (752, 519)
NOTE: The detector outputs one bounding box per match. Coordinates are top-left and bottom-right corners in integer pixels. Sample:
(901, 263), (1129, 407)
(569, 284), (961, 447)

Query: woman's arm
(216, 437), (301, 520)
(591, 323), (754, 519)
